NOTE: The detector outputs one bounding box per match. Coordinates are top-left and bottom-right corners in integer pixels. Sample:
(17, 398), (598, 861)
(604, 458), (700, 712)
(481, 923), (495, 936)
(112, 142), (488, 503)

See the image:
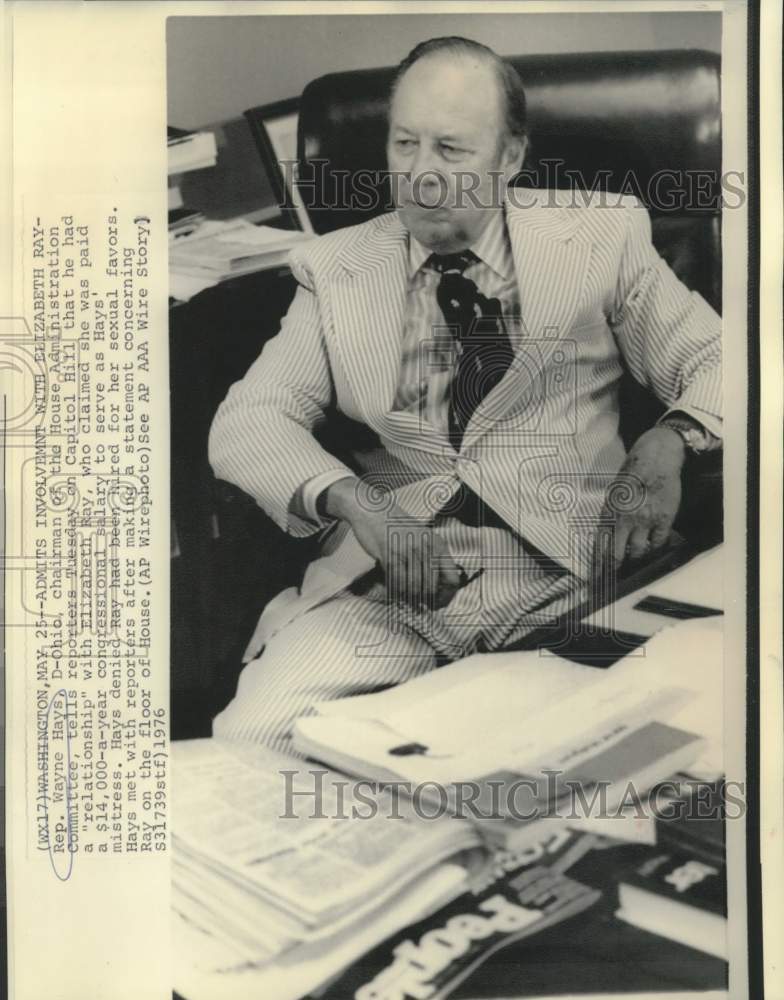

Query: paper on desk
(313, 647), (597, 720)
(566, 811), (656, 845)
(169, 270), (219, 302)
(644, 544), (724, 609)
(609, 615), (724, 776)
(300, 654), (694, 788)
(212, 220), (311, 247)
(170, 218), (311, 262)
(381, 659), (595, 752)
(173, 852), (301, 958)
(173, 863), (467, 998)
(172, 739), (478, 924)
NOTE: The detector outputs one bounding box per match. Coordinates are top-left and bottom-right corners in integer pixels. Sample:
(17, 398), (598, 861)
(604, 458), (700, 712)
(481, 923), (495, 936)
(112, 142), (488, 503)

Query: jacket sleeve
(610, 199), (722, 438)
(208, 253), (354, 537)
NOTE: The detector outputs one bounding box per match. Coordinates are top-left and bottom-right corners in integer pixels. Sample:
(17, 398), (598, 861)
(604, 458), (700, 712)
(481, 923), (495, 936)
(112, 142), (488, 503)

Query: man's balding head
(392, 37), (528, 146)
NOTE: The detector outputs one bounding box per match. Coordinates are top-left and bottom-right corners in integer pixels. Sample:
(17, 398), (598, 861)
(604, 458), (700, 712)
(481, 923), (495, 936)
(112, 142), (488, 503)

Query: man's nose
(409, 151), (448, 206)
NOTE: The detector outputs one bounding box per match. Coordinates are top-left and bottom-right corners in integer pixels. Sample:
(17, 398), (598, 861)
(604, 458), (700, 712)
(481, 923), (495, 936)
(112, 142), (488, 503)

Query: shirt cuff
(657, 406), (723, 450)
(295, 470), (357, 527)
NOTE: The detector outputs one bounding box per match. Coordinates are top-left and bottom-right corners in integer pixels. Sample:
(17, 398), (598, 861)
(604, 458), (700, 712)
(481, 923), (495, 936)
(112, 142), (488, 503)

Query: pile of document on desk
(170, 218), (313, 279)
(294, 616), (723, 851)
(171, 739), (483, 999)
(172, 739), (605, 1000)
(169, 217), (315, 301)
(173, 614), (725, 998)
(169, 207), (206, 240)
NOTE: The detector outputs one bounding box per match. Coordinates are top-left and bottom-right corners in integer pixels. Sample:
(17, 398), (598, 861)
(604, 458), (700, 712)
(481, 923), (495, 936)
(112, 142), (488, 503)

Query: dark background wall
(167, 12), (721, 129)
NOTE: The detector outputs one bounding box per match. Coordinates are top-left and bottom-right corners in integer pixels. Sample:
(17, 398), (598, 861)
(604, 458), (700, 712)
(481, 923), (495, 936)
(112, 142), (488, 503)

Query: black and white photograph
(166, 8), (753, 1000)
(3, 2), (781, 1000)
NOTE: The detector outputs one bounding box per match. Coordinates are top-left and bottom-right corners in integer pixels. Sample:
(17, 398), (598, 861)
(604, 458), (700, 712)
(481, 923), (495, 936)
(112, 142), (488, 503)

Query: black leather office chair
(292, 49), (723, 553)
(297, 50), (721, 305)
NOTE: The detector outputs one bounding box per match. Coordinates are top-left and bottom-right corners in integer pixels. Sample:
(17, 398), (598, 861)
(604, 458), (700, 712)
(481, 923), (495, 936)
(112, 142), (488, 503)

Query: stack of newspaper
(171, 739), (480, 999)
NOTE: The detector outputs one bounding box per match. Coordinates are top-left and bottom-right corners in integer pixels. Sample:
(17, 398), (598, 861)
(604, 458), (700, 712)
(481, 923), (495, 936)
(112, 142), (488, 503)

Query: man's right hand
(322, 477), (463, 609)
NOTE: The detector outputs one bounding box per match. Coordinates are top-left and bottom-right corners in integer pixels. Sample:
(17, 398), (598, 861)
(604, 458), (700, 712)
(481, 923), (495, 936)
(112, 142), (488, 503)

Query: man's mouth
(409, 199), (450, 213)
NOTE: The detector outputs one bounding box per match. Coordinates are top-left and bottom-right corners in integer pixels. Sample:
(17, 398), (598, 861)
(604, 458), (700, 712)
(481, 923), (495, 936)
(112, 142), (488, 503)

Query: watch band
(659, 416), (714, 454)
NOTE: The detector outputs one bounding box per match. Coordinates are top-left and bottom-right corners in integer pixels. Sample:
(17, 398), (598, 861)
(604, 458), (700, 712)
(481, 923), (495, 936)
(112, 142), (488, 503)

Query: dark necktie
(427, 251), (514, 449)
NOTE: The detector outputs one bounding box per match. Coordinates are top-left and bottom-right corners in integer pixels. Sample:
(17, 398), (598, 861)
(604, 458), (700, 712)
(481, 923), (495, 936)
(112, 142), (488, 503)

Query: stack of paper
(171, 739), (479, 993)
(293, 630), (710, 850)
(169, 218), (313, 281)
(174, 863), (468, 1000)
(168, 126), (218, 174)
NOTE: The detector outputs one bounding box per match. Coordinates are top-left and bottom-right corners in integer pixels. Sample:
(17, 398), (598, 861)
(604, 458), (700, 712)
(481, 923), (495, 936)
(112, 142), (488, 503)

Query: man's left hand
(592, 426), (686, 579)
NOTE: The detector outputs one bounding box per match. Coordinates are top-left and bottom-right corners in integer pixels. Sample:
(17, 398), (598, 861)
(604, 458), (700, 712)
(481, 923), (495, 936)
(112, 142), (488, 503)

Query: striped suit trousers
(213, 519), (582, 756)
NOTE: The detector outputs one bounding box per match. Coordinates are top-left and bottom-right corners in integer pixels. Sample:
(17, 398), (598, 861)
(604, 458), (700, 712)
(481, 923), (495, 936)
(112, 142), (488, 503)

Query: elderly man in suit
(209, 37), (721, 753)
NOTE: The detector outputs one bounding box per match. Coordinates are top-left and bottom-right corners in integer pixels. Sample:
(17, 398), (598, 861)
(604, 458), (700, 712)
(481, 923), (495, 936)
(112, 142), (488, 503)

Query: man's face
(387, 54), (525, 253)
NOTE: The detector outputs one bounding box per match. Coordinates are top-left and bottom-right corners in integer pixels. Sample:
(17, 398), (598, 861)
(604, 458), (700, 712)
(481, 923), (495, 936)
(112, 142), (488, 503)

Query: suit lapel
(328, 215), (455, 455)
(329, 216), (409, 424)
(462, 197), (592, 450)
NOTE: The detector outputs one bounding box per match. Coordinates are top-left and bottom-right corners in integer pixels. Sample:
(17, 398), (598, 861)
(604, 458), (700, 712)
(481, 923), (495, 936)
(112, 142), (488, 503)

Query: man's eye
(440, 144), (465, 157)
(395, 139), (416, 149)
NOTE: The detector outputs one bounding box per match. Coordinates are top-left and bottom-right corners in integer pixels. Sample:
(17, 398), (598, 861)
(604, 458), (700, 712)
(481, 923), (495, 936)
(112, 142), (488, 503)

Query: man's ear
(501, 135), (528, 178)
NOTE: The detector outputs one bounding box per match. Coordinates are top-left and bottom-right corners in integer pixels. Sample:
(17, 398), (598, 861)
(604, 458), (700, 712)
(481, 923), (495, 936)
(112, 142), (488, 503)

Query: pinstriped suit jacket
(209, 191), (721, 613)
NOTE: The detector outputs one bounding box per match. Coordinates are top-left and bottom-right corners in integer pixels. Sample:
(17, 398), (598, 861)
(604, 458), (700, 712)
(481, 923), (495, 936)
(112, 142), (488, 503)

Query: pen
(458, 567), (485, 588)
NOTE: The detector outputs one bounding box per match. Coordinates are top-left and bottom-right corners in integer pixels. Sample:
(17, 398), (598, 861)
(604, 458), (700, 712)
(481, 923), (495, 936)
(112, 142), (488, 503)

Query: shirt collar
(407, 209), (513, 281)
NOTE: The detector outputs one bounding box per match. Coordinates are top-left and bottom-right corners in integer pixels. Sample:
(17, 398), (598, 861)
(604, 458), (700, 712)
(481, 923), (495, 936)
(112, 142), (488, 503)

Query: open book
(293, 625), (715, 849)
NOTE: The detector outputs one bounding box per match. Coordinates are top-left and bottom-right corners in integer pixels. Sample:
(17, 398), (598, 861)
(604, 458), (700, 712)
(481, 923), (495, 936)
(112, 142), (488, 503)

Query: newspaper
(171, 739), (475, 994)
(171, 739), (480, 927)
(2, 3), (782, 1000)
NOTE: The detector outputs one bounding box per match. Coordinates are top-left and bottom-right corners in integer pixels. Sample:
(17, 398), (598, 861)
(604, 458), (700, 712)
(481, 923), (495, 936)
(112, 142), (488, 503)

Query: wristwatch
(658, 414), (718, 455)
